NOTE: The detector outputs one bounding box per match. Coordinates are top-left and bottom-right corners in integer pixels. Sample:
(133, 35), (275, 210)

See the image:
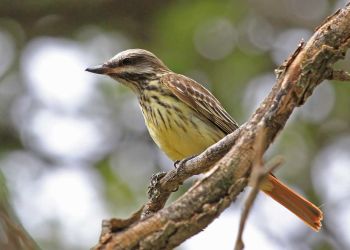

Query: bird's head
(86, 49), (170, 93)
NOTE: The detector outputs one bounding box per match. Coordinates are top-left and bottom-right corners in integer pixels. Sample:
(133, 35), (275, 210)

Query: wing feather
(160, 73), (239, 134)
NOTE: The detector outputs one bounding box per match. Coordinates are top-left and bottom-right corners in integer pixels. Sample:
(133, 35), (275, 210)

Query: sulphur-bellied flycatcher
(86, 49), (322, 231)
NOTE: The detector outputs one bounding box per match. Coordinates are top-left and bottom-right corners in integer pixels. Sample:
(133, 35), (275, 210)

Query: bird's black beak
(85, 64), (109, 74)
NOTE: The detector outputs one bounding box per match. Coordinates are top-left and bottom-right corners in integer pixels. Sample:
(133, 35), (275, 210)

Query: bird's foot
(173, 155), (197, 169)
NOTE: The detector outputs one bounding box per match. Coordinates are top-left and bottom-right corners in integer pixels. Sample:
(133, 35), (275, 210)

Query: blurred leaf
(96, 158), (137, 211)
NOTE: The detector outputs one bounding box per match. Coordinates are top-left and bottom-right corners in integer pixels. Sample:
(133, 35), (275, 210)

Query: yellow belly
(141, 97), (225, 161)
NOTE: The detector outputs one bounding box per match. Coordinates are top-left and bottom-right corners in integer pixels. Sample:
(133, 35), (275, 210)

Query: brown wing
(160, 73), (239, 134)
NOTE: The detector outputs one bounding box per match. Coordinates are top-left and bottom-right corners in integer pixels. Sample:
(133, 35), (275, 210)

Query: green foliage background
(0, 1), (350, 249)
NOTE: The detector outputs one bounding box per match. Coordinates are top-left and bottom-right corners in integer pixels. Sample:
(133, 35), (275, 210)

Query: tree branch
(93, 3), (350, 250)
(142, 127), (242, 218)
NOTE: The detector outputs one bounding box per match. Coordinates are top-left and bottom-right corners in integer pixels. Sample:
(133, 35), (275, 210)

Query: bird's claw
(173, 155), (197, 169)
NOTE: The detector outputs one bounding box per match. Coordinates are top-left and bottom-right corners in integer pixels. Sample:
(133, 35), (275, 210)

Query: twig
(326, 69), (350, 81)
(234, 155), (283, 250)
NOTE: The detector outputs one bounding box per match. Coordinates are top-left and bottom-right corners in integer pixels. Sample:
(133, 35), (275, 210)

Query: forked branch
(93, 3), (350, 250)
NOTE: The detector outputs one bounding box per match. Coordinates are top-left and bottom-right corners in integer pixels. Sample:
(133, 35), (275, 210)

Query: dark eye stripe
(106, 57), (135, 68)
(106, 52), (169, 73)
(120, 57), (133, 66)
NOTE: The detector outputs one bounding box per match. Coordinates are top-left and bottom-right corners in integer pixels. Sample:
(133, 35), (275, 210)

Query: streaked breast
(139, 85), (225, 161)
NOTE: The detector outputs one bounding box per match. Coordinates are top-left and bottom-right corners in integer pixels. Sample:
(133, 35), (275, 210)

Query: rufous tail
(261, 174), (323, 231)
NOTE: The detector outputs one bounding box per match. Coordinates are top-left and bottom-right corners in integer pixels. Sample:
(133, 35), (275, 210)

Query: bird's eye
(121, 58), (133, 66)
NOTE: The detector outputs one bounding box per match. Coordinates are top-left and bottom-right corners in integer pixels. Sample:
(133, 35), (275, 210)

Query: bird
(86, 48), (323, 231)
